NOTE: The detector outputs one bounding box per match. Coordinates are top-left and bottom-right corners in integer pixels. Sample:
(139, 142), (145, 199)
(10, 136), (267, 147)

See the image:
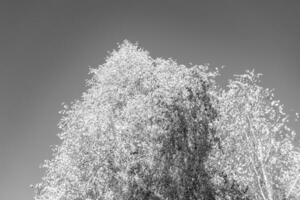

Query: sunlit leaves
(33, 41), (299, 200)
(33, 41), (221, 200)
(208, 70), (300, 200)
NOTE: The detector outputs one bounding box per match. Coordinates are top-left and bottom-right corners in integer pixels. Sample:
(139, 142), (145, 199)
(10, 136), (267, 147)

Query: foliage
(33, 40), (234, 200)
(207, 70), (300, 200)
(33, 41), (299, 200)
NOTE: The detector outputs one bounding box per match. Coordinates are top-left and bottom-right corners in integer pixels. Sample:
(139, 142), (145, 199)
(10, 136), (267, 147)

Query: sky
(0, 1), (299, 199)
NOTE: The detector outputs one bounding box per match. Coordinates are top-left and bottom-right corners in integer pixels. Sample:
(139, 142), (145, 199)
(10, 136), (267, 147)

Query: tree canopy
(207, 70), (300, 200)
(33, 41), (299, 200)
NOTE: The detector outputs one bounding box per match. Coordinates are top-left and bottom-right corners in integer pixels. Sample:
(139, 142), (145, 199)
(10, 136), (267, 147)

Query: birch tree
(33, 41), (249, 200)
(207, 70), (300, 200)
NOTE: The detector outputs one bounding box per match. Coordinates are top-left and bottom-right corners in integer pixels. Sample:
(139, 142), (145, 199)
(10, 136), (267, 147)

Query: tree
(207, 70), (300, 200)
(34, 40), (251, 200)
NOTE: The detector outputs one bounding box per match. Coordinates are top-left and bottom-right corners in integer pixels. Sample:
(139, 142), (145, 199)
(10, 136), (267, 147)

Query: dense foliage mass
(33, 41), (299, 200)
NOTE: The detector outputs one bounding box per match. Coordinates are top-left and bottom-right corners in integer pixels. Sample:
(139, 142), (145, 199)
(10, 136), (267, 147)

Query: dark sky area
(0, 1), (299, 199)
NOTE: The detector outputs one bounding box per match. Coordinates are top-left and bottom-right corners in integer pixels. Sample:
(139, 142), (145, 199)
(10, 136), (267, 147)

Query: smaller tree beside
(207, 70), (300, 200)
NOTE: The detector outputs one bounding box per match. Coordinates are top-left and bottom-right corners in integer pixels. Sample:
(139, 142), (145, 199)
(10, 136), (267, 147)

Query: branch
(244, 116), (269, 200)
(286, 168), (300, 199)
(247, 115), (273, 200)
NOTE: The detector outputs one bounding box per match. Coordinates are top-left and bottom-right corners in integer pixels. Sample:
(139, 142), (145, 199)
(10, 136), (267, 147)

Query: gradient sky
(0, 1), (299, 199)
